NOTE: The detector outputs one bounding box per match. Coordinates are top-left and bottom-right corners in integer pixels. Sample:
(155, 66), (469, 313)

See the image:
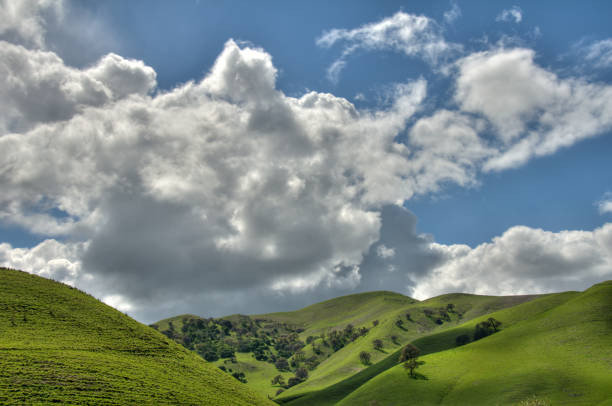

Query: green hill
(155, 289), (542, 401)
(336, 281), (612, 405)
(0, 268), (274, 405)
(275, 292), (546, 405)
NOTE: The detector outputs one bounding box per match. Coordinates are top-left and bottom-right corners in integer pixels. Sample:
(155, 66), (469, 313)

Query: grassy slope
(257, 291), (415, 336)
(276, 293), (547, 406)
(338, 281), (612, 405)
(0, 268), (274, 405)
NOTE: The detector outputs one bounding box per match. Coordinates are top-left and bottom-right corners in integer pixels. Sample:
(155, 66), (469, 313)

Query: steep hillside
(0, 268), (273, 405)
(337, 281), (612, 405)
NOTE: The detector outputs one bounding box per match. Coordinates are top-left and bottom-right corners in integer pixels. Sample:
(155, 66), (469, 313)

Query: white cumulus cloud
(413, 223), (612, 299)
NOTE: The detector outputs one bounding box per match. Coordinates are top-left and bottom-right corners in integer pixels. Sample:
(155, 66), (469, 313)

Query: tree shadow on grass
(409, 372), (428, 380)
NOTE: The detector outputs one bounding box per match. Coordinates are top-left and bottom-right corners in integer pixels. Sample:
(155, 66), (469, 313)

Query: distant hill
(155, 288), (543, 400)
(0, 268), (273, 405)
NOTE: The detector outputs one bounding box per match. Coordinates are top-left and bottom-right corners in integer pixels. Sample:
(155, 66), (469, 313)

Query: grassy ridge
(337, 281), (612, 405)
(0, 268), (273, 405)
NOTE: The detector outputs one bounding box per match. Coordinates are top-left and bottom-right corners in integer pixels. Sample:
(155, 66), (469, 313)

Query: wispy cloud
(582, 38), (612, 69)
(443, 1), (461, 24)
(496, 6), (523, 24)
(316, 11), (460, 83)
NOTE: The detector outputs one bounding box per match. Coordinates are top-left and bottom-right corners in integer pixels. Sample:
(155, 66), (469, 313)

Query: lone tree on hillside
(359, 350), (371, 365)
(474, 317), (502, 341)
(487, 317), (502, 332)
(399, 343), (421, 377)
(373, 339), (383, 351)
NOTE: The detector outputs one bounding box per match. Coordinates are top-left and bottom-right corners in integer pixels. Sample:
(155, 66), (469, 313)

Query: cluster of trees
(218, 365), (247, 383)
(456, 317), (502, 346)
(423, 303), (458, 325)
(154, 316), (307, 365)
(320, 323), (370, 352)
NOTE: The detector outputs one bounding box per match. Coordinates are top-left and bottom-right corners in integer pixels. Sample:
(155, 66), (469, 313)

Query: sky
(1, 0), (611, 323)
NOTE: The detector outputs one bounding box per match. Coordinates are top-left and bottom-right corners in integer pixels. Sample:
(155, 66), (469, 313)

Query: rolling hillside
(0, 268), (274, 405)
(156, 289), (543, 400)
(336, 281), (612, 405)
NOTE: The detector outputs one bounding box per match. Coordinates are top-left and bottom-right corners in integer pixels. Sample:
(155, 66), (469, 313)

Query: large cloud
(0, 39), (451, 321)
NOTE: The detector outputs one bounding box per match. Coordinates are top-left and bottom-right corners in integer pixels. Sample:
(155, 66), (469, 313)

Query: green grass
(0, 268), (274, 405)
(337, 281), (612, 405)
(214, 352), (295, 398)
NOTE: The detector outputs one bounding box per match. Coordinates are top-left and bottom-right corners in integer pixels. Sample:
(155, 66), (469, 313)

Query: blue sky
(1, 0), (611, 322)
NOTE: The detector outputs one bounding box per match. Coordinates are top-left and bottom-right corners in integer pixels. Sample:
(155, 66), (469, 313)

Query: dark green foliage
(487, 317), (502, 332)
(295, 367), (308, 380)
(473, 318), (502, 341)
(359, 351), (371, 365)
(372, 320), (379, 327)
(275, 357), (290, 371)
(372, 339), (383, 351)
(399, 344), (421, 377)
(271, 375), (285, 386)
(324, 323), (369, 352)
(455, 334), (470, 346)
(232, 371), (248, 383)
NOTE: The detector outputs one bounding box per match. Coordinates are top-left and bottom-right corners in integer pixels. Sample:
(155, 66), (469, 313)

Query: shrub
(275, 357), (290, 371)
(295, 367), (308, 380)
(231, 371), (247, 383)
(359, 351), (371, 365)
